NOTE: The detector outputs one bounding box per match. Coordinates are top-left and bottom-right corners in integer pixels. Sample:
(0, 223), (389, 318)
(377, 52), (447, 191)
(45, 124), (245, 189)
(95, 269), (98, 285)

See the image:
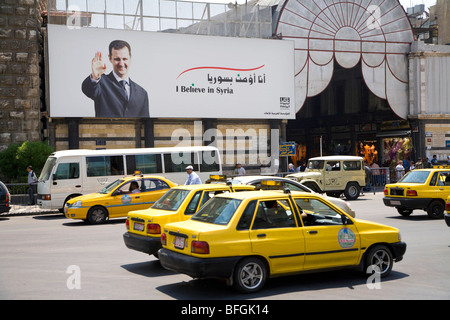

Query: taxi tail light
(406, 190), (417, 196)
(384, 188), (388, 195)
(191, 241), (209, 254)
(161, 233), (167, 246)
(147, 223), (161, 234)
(125, 219), (129, 230)
(446, 202), (450, 212)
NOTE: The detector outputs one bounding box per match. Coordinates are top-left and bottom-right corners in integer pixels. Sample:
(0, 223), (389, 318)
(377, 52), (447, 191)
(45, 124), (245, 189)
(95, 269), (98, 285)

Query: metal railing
(5, 183), (35, 206)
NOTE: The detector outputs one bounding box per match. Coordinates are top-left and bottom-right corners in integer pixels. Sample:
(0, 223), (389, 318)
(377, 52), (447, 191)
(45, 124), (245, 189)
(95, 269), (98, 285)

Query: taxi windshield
(100, 179), (123, 194)
(398, 171), (430, 183)
(191, 197), (242, 225)
(152, 188), (190, 211)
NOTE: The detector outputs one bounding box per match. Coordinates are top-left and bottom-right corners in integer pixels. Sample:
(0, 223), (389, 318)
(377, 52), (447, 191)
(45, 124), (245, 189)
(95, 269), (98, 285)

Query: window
(252, 199), (296, 229)
(295, 198), (346, 226)
(191, 198), (242, 225)
(326, 161), (340, 171)
(164, 152), (198, 173)
(343, 160), (362, 171)
(185, 191), (202, 215)
(126, 154), (162, 174)
(54, 163), (79, 180)
(200, 150), (220, 172)
(437, 172), (450, 186)
(86, 156), (124, 177)
(142, 179), (170, 192)
(237, 200), (257, 230)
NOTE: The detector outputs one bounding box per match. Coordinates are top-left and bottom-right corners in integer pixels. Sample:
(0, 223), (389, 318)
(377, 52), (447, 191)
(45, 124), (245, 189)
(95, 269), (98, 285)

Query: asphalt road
(1, 191), (449, 302)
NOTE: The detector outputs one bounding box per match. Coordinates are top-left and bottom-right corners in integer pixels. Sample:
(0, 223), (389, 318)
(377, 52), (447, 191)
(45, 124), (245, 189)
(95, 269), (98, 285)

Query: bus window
(126, 154), (162, 174)
(164, 152), (198, 173)
(200, 150), (220, 172)
(54, 162), (80, 180)
(86, 156), (124, 177)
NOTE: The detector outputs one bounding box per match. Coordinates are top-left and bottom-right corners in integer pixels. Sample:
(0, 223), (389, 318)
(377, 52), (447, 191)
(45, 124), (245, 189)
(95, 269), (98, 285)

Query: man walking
(27, 165), (37, 205)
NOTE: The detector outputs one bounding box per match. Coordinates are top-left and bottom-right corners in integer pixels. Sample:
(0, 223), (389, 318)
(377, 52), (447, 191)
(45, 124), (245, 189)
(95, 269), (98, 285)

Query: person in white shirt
(234, 163), (246, 175)
(184, 165), (202, 185)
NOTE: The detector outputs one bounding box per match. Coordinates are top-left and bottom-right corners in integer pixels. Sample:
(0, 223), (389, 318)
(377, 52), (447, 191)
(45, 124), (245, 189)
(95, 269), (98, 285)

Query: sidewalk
(1, 204), (60, 217)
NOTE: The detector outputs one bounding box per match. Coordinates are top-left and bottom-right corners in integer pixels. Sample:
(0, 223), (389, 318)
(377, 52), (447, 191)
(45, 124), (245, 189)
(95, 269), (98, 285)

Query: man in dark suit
(82, 40), (149, 118)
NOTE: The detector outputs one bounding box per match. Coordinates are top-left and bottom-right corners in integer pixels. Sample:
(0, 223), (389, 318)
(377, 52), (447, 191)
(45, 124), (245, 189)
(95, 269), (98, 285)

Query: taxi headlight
(398, 232), (402, 241)
(71, 200), (82, 208)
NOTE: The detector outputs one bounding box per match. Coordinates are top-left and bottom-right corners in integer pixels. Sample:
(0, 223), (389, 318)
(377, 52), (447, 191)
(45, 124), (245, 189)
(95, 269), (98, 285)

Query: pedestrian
(422, 157), (431, 168)
(395, 161), (405, 181)
(184, 165), (201, 185)
(27, 165), (37, 205)
(431, 155), (438, 166)
(447, 156), (450, 165)
(288, 163), (295, 172)
(234, 163), (246, 175)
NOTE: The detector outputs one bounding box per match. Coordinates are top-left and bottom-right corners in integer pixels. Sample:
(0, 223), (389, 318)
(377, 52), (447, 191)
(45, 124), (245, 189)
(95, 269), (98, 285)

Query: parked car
(159, 189), (406, 293)
(230, 175), (356, 217)
(286, 156), (366, 200)
(123, 183), (255, 258)
(383, 168), (450, 218)
(64, 174), (177, 224)
(0, 181), (11, 213)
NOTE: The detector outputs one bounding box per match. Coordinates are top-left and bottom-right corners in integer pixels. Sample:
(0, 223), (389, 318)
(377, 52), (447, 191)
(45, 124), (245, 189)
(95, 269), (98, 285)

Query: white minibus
(37, 146), (222, 210)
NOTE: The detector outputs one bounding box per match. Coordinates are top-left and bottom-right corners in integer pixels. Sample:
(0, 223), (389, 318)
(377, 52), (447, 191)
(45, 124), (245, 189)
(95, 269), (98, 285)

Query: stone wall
(0, 0), (45, 151)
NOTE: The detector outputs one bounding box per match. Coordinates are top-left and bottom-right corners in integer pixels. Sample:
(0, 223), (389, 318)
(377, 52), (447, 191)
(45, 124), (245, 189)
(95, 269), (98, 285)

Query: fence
(5, 183), (35, 206)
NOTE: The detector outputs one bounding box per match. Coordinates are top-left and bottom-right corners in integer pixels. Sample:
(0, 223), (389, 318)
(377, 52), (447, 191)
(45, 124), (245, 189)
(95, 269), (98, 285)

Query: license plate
(133, 222), (145, 232)
(390, 200), (401, 206)
(174, 236), (186, 249)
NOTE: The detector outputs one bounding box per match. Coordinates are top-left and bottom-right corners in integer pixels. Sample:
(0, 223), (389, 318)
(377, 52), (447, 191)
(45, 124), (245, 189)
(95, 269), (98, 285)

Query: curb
(1, 205), (60, 217)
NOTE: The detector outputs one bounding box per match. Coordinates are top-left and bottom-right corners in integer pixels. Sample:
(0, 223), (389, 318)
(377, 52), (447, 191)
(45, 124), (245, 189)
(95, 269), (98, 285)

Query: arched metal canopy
(275, 0), (414, 119)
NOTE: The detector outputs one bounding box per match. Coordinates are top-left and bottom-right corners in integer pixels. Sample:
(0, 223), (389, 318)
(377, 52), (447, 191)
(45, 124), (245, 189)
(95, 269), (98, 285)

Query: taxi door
(434, 171), (450, 202)
(249, 198), (305, 275)
(295, 198), (361, 270)
(108, 179), (167, 218)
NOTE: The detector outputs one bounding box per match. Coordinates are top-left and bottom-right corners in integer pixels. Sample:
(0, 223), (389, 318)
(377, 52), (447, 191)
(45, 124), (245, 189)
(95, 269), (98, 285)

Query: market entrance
(286, 62), (413, 170)
(275, 0), (415, 170)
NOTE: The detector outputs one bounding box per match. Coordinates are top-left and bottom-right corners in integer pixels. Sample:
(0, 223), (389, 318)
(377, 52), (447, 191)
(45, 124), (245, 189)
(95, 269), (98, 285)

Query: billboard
(47, 24), (295, 119)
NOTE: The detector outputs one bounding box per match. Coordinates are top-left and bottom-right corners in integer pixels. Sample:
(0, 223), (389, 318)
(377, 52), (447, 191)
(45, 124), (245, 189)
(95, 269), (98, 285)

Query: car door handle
(135, 196), (140, 199)
(75, 185), (81, 188)
(307, 230), (318, 234)
(257, 233), (266, 238)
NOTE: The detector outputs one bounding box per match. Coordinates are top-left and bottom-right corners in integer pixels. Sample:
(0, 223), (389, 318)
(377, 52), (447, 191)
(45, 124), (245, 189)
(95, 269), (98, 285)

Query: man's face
(109, 47), (131, 79)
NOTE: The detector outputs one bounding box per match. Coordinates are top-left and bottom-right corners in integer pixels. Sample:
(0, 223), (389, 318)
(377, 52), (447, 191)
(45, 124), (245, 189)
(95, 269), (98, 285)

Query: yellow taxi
(64, 174), (177, 224)
(383, 168), (450, 218)
(123, 183), (255, 258)
(158, 189), (406, 293)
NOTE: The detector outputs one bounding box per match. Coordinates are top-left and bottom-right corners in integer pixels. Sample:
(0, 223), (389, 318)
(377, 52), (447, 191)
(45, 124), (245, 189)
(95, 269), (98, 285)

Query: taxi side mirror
(341, 215), (352, 225)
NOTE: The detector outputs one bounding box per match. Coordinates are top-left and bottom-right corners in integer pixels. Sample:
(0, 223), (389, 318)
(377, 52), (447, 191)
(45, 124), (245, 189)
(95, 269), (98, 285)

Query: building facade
(1, 0), (449, 174)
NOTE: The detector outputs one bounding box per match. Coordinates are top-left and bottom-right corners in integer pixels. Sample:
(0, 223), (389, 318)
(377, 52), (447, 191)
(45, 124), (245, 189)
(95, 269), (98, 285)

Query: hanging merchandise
(357, 141), (378, 165)
(381, 137), (413, 166)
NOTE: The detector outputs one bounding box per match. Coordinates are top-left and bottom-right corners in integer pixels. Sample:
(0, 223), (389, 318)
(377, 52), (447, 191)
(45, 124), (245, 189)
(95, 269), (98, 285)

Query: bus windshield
(39, 157), (57, 181)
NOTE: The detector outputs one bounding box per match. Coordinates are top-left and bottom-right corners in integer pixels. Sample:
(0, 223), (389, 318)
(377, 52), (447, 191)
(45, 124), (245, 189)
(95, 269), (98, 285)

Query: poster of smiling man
(47, 24), (295, 119)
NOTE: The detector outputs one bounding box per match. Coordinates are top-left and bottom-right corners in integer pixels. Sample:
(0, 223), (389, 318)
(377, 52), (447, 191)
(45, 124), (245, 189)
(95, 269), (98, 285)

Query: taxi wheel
(87, 206), (108, 224)
(233, 257), (267, 293)
(427, 200), (444, 219)
(364, 245), (393, 278)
